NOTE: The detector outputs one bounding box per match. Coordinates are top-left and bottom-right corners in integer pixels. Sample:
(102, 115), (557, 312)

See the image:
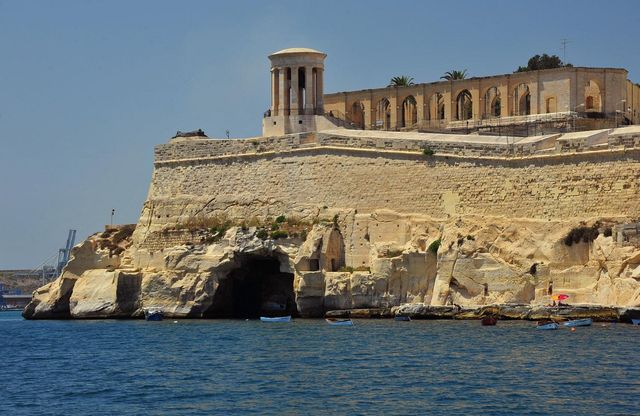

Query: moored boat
(631, 319), (640, 325)
(144, 308), (164, 321)
(481, 316), (497, 326)
(536, 321), (559, 330)
(326, 318), (354, 326)
(394, 316), (411, 322)
(563, 318), (592, 327)
(260, 315), (292, 322)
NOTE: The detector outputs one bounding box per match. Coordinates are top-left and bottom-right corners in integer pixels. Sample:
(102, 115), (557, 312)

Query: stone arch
(584, 80), (602, 112)
(456, 90), (473, 120)
(350, 101), (365, 129)
(437, 93), (445, 120)
(513, 83), (531, 116)
(546, 96), (557, 113)
(401, 95), (417, 128)
(484, 86), (501, 118)
(429, 93), (445, 121)
(375, 98), (391, 129)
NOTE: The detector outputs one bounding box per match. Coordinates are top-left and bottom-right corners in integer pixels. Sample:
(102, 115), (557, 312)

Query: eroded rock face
(23, 211), (640, 319)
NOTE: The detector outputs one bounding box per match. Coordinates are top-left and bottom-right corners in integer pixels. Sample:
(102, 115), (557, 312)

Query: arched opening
(514, 84), (531, 116)
(546, 96), (557, 113)
(437, 94), (445, 120)
(375, 98), (391, 129)
(322, 228), (345, 272)
(284, 68), (292, 116)
(203, 254), (296, 319)
(456, 90), (473, 120)
(298, 67), (306, 114)
(584, 80), (602, 112)
(351, 101), (365, 129)
(401, 95), (417, 128)
(484, 87), (500, 118)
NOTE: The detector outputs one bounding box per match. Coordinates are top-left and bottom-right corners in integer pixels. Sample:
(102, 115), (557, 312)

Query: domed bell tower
(262, 48), (327, 136)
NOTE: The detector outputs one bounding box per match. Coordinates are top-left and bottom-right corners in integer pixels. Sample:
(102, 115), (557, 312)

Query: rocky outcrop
(23, 211), (640, 320)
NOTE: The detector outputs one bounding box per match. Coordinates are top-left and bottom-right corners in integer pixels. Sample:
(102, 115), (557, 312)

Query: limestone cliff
(23, 211), (640, 319)
(23, 132), (640, 319)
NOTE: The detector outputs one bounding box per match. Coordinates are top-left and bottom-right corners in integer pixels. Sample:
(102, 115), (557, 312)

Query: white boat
(536, 322), (559, 330)
(144, 308), (164, 321)
(563, 318), (592, 327)
(260, 315), (291, 322)
(326, 318), (354, 326)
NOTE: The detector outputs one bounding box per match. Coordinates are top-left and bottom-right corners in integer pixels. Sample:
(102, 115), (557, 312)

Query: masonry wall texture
(139, 142), (640, 242)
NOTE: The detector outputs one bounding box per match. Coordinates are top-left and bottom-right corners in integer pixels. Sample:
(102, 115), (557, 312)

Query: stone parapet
(154, 128), (640, 165)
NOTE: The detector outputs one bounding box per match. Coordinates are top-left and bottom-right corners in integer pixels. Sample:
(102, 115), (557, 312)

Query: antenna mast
(560, 38), (570, 63)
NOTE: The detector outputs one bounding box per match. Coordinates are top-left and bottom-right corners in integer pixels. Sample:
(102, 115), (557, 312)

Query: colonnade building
(262, 47), (639, 136)
(323, 66), (640, 132)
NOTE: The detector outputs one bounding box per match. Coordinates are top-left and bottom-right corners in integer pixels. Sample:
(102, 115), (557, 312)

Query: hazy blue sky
(1, 0), (639, 268)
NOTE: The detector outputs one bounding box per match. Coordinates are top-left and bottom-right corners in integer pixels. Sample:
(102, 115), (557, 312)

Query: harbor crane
(55, 229), (76, 277)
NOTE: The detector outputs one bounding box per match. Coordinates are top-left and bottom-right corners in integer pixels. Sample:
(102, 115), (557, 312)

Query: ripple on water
(1, 313), (639, 415)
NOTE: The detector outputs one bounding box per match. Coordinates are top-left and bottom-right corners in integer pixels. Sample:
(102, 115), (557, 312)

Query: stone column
(279, 66), (288, 116)
(290, 66), (299, 115)
(316, 68), (324, 112)
(304, 66), (314, 115)
(272, 68), (279, 116)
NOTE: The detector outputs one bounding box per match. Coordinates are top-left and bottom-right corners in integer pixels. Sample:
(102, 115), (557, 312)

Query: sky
(1, 0), (639, 268)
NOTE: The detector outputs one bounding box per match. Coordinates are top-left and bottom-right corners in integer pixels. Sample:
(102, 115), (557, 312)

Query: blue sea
(1, 311), (639, 415)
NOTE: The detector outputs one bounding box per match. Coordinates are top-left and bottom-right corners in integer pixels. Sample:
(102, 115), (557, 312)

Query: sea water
(1, 311), (639, 415)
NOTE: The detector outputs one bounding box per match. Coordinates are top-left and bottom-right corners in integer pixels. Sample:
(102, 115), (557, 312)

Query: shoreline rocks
(333, 304), (640, 322)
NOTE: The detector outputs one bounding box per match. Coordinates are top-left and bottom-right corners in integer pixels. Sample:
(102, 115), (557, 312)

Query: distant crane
(55, 229), (76, 277)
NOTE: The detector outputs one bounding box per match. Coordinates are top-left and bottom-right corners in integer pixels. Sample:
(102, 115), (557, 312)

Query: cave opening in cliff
(204, 255), (296, 319)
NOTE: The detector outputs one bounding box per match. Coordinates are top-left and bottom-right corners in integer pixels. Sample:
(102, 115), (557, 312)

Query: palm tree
(388, 76), (415, 87)
(440, 70), (468, 80)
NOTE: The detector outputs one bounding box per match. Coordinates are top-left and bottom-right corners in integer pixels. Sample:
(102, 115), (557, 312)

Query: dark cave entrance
(203, 255), (296, 319)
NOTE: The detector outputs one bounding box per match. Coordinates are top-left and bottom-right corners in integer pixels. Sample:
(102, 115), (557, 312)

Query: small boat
(563, 318), (592, 327)
(481, 316), (498, 326)
(326, 318), (354, 326)
(536, 321), (559, 330)
(394, 316), (411, 322)
(144, 308), (164, 321)
(260, 315), (291, 322)
(631, 319), (640, 325)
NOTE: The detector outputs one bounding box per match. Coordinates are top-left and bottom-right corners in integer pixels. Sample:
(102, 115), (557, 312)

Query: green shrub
(270, 230), (289, 240)
(428, 239), (441, 254)
(466, 235), (475, 241)
(563, 225), (599, 246)
(276, 215), (286, 223)
(338, 266), (354, 273)
(422, 147), (435, 156)
(256, 229), (269, 239)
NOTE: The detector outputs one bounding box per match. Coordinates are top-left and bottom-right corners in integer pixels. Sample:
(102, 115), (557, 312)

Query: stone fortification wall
(155, 128), (640, 165)
(139, 135), (640, 239)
